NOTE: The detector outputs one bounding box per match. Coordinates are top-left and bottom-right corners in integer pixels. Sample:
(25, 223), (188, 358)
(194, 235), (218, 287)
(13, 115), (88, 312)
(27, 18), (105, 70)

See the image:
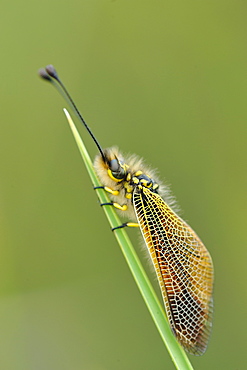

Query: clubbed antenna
(39, 65), (106, 161)
(38, 68), (53, 82)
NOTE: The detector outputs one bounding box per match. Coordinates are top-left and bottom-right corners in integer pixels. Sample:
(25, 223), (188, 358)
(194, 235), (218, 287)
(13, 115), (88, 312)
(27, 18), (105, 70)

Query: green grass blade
(63, 108), (194, 370)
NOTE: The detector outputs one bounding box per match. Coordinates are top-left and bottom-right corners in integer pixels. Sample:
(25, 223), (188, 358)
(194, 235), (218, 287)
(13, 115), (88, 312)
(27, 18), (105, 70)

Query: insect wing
(133, 187), (213, 355)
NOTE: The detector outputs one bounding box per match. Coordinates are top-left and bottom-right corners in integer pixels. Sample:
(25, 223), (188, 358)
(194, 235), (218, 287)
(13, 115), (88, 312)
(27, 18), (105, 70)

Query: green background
(1, 1), (246, 369)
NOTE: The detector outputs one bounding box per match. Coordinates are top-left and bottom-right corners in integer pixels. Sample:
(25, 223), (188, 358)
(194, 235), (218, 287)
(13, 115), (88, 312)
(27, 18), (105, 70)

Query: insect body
(39, 65), (214, 356)
(94, 147), (213, 356)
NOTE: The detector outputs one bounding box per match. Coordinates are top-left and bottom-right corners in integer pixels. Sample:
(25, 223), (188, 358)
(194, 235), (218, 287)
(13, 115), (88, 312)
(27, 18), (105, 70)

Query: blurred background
(1, 1), (246, 369)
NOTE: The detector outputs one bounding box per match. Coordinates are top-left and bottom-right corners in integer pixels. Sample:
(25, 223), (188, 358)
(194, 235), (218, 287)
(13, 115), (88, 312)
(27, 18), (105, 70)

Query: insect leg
(112, 222), (139, 231)
(94, 186), (127, 210)
(95, 186), (138, 230)
(101, 202), (127, 211)
(94, 186), (119, 195)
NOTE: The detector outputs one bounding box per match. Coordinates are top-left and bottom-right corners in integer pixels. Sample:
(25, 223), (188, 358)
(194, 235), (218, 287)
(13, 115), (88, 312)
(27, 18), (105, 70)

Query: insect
(39, 65), (214, 355)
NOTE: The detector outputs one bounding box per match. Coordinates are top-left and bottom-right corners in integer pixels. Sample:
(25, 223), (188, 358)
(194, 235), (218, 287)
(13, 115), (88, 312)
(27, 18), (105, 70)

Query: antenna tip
(38, 68), (52, 82)
(45, 65), (59, 80)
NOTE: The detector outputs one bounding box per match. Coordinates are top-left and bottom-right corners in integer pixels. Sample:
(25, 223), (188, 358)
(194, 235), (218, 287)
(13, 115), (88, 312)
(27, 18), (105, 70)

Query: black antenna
(38, 65), (106, 161)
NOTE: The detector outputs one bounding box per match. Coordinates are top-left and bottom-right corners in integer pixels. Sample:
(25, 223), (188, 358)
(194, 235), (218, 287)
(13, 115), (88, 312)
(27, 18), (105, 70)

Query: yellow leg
(125, 222), (139, 228)
(112, 202), (127, 211)
(104, 187), (119, 196)
(94, 185), (119, 196)
(100, 201), (128, 212)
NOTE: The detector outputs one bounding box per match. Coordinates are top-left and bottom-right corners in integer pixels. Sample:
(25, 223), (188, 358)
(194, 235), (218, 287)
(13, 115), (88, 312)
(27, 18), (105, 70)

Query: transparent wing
(133, 187), (214, 355)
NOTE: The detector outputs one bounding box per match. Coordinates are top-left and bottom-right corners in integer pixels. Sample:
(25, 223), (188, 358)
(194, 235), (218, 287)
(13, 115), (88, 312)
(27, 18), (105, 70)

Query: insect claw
(112, 223), (128, 231)
(100, 202), (113, 207)
(112, 222), (139, 231)
(94, 186), (105, 190)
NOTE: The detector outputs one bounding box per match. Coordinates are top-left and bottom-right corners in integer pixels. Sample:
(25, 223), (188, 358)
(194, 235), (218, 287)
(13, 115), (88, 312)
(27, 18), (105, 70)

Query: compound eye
(109, 159), (120, 172)
(108, 159), (126, 180)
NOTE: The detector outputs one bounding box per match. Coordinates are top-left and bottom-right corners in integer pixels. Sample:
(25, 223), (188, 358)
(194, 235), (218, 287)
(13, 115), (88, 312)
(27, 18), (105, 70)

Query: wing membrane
(133, 187), (214, 355)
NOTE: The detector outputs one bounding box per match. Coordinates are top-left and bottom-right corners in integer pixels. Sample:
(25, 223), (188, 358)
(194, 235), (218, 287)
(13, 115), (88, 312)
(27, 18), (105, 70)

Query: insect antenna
(38, 65), (106, 161)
